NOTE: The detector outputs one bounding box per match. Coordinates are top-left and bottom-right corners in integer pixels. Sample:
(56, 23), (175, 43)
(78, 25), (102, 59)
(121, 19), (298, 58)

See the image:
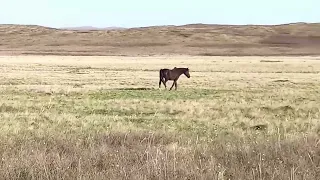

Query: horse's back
(160, 68), (170, 71)
(160, 68), (169, 76)
(160, 68), (171, 79)
(160, 68), (170, 74)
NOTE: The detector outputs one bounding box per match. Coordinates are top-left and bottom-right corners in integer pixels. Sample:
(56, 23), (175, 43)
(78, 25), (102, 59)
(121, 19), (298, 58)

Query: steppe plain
(0, 23), (320, 179)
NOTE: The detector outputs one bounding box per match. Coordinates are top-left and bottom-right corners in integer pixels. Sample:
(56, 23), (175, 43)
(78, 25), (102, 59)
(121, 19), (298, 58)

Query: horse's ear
(174, 67), (176, 69)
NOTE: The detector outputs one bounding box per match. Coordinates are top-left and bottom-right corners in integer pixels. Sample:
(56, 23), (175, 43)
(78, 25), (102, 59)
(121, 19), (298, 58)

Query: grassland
(1, 23), (320, 56)
(0, 55), (320, 179)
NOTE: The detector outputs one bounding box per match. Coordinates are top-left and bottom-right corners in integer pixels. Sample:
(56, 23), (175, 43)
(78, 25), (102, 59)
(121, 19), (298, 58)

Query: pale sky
(0, 0), (318, 28)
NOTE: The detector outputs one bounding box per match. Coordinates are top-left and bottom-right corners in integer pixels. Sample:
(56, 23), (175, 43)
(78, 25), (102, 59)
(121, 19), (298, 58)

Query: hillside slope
(1, 23), (320, 56)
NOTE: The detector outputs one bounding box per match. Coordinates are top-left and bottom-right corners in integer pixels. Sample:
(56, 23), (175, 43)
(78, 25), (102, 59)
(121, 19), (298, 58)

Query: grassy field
(0, 55), (320, 179)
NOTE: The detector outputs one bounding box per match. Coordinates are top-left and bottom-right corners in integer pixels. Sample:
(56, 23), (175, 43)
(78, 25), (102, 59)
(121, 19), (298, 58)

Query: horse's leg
(160, 78), (166, 89)
(164, 79), (168, 89)
(174, 80), (178, 90)
(163, 80), (167, 89)
(169, 80), (175, 91)
(159, 78), (162, 88)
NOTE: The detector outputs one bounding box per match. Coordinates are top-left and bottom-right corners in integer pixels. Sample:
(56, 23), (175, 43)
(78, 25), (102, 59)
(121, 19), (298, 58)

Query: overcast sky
(0, 0), (318, 28)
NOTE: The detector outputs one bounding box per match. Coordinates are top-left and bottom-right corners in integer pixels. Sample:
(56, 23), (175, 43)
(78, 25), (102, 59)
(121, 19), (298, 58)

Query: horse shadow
(113, 87), (155, 91)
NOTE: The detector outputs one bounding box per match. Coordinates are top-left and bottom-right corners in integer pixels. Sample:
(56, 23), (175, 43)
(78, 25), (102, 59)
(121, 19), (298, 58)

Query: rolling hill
(60, 26), (126, 31)
(1, 23), (320, 56)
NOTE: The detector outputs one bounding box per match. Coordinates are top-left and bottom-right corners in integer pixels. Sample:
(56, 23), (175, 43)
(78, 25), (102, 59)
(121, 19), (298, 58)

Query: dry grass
(1, 23), (320, 56)
(0, 55), (320, 179)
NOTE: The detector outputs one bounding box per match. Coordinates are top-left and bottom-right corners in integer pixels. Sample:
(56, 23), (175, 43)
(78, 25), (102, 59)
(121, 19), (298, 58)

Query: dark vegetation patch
(260, 35), (320, 47)
(88, 89), (218, 100)
(273, 79), (290, 83)
(260, 60), (283, 63)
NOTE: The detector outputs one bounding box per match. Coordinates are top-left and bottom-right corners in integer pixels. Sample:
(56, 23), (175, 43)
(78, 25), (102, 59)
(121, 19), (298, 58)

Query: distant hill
(60, 26), (126, 31)
(1, 22), (320, 56)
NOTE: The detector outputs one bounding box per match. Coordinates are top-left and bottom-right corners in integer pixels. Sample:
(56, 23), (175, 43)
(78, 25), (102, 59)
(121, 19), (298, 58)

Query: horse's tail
(159, 69), (164, 79)
(159, 69), (163, 88)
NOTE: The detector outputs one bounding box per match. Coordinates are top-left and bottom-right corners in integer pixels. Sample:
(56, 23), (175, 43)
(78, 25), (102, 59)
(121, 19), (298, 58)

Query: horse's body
(159, 67), (190, 90)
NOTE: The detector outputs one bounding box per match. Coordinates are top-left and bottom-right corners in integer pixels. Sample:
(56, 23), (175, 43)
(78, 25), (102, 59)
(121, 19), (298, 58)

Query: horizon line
(1, 21), (319, 30)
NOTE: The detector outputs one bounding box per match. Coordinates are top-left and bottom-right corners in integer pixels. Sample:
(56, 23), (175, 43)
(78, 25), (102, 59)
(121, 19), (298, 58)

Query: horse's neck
(176, 69), (185, 75)
(169, 70), (183, 79)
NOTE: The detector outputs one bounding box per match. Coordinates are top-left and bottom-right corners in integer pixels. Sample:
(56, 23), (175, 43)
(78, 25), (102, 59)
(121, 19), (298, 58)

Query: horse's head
(184, 68), (190, 78)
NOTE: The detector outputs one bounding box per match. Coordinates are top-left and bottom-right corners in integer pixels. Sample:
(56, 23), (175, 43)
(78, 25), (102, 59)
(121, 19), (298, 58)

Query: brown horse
(159, 67), (190, 90)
